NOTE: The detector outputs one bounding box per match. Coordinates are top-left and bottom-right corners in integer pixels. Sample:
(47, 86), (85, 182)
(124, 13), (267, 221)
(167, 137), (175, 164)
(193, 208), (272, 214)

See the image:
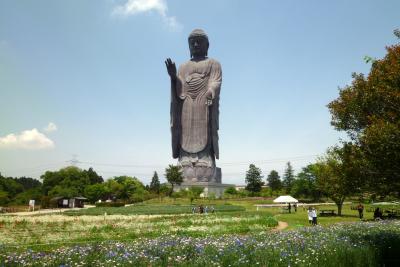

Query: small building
(51, 196), (87, 208)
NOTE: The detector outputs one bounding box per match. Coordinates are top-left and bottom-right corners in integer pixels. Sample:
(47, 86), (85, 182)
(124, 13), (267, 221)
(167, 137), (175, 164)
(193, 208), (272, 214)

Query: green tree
(112, 176), (146, 202)
(328, 34), (400, 196)
(245, 164), (264, 195)
(103, 179), (122, 200)
(165, 165), (183, 196)
(159, 183), (170, 199)
(0, 173), (42, 204)
(150, 171), (161, 194)
(83, 167), (103, 184)
(13, 188), (43, 205)
(266, 170), (282, 192)
(84, 183), (107, 203)
(130, 187), (151, 203)
(41, 166), (99, 197)
(48, 185), (78, 198)
(0, 190), (9, 205)
(187, 186), (204, 203)
(282, 162), (295, 194)
(14, 177), (42, 190)
(291, 164), (321, 200)
(315, 146), (360, 215)
(0, 176), (23, 198)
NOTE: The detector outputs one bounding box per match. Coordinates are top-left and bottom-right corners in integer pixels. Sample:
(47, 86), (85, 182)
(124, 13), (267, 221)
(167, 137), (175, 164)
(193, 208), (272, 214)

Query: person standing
(374, 207), (382, 220)
(311, 207), (318, 225)
(307, 207), (313, 225)
(357, 203), (364, 219)
(288, 203), (291, 213)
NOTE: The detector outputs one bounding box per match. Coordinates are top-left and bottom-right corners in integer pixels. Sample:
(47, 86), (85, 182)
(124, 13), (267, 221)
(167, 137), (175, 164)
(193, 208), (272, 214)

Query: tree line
(227, 162), (321, 201)
(0, 162), (203, 207)
(0, 165), (184, 207)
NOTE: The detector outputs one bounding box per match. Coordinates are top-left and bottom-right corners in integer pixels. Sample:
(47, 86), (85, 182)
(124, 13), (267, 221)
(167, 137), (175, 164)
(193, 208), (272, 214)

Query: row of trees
(0, 163), (189, 206)
(0, 166), (163, 206)
(0, 174), (42, 205)
(242, 162), (321, 200)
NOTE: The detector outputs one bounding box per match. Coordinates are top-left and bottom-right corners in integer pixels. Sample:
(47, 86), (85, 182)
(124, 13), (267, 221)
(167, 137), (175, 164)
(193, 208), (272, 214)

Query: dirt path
(272, 221), (289, 231)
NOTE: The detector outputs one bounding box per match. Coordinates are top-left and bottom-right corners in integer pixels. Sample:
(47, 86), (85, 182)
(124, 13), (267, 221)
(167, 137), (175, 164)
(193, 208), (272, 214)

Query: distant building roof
(51, 196), (87, 201)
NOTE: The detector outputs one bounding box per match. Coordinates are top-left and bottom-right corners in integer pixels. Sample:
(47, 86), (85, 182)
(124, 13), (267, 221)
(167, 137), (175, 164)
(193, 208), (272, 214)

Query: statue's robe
(170, 58), (222, 165)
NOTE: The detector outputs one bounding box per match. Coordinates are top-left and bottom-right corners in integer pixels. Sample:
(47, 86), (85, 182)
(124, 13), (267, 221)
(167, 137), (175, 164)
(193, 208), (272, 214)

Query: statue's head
(188, 29), (209, 59)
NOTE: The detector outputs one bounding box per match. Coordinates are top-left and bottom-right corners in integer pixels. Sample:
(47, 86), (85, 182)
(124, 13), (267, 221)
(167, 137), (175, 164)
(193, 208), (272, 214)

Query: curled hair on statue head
(188, 29), (208, 41)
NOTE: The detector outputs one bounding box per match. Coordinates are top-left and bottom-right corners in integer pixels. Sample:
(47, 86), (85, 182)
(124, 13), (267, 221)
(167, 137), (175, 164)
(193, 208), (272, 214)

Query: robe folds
(170, 58), (222, 160)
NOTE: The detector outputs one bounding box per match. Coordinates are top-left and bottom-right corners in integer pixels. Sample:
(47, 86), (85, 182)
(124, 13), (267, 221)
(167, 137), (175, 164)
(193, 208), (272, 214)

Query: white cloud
(44, 122), (57, 133)
(112, 0), (183, 31)
(113, 0), (167, 16)
(0, 129), (55, 150)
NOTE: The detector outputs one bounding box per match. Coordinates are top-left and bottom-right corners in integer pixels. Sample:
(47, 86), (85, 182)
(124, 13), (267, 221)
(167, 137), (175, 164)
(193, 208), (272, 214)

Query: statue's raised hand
(165, 58), (177, 80)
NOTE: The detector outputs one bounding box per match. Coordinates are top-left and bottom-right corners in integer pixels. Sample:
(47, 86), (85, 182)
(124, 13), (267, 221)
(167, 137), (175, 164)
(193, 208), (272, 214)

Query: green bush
(95, 202), (125, 207)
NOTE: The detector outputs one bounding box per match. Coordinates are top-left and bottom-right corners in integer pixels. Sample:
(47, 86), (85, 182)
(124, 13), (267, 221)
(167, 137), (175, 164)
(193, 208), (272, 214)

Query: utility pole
(67, 154), (79, 167)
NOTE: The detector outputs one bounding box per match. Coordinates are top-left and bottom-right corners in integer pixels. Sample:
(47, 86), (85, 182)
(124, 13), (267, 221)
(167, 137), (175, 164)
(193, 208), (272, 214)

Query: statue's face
(189, 36), (209, 58)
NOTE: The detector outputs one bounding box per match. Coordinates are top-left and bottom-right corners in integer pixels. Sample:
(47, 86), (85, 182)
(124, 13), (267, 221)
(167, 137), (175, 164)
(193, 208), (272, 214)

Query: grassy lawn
(67, 199), (383, 230)
(265, 205), (370, 229)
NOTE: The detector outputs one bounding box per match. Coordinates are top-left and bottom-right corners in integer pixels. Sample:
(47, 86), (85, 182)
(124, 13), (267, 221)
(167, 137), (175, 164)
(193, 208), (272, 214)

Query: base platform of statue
(174, 181), (234, 198)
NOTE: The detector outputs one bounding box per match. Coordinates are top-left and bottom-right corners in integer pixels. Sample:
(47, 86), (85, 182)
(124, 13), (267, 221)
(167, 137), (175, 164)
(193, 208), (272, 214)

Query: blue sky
(0, 0), (399, 185)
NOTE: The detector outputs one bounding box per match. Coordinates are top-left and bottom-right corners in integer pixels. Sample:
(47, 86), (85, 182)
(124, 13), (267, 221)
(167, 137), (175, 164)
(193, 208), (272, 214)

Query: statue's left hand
(165, 58), (177, 80)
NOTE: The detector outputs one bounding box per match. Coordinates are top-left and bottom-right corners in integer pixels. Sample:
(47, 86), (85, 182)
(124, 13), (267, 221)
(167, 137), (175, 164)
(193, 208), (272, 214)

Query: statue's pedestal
(174, 181), (234, 198)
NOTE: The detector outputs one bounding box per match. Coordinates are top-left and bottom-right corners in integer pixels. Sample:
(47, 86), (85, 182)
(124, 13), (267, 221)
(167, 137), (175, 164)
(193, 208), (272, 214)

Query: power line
(74, 154), (318, 168)
(1, 154), (319, 178)
(78, 161), (167, 168)
(66, 154), (79, 166)
(1, 162), (65, 173)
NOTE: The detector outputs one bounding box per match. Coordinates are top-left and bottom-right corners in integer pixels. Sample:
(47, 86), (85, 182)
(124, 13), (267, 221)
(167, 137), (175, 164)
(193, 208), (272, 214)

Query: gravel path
(273, 221), (289, 231)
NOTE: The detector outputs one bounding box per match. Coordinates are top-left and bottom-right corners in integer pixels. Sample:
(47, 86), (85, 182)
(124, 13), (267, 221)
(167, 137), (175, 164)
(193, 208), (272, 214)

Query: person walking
(357, 203), (364, 219)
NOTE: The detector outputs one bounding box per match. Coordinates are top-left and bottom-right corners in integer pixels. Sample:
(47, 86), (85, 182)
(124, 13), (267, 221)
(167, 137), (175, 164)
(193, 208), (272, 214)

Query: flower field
(1, 220), (399, 266)
(0, 211), (277, 247)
